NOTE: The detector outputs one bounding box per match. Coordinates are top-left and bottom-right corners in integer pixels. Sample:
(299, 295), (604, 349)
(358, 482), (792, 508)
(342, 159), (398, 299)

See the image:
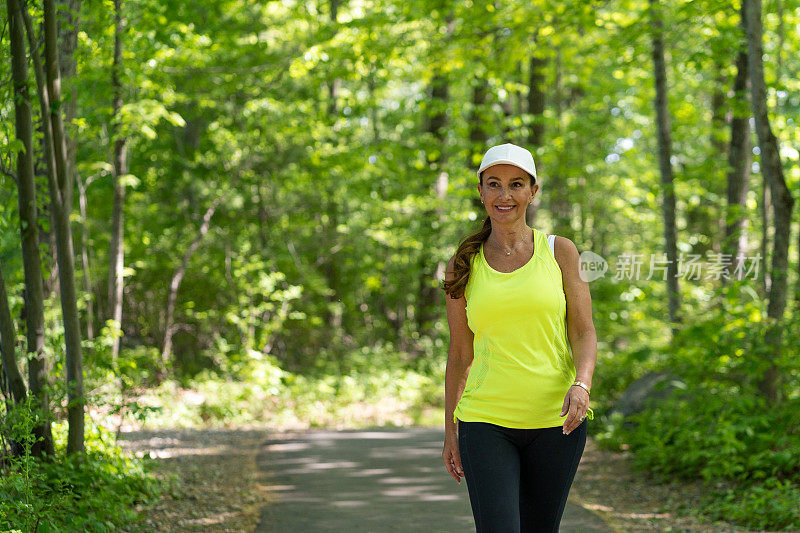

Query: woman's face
(478, 164), (538, 223)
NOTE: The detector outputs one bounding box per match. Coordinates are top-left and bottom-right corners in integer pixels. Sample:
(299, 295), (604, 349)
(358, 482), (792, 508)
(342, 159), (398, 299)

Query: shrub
(701, 479), (800, 530)
(0, 400), (165, 532)
(593, 296), (800, 531)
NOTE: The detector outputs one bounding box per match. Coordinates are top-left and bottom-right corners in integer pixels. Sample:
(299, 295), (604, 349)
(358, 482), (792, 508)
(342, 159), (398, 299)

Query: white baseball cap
(477, 143), (537, 181)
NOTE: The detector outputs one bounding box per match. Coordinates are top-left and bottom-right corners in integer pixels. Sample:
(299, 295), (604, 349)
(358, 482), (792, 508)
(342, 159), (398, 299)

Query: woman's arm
(554, 236), (597, 433)
(444, 255), (475, 438)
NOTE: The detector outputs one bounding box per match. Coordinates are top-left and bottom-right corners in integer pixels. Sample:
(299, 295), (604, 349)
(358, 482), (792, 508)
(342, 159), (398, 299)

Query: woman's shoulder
(551, 235), (579, 256)
(551, 236), (580, 275)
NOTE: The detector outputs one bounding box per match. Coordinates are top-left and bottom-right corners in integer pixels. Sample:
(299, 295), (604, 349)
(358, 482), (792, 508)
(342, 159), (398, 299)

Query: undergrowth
(593, 290), (800, 531)
(0, 397), (168, 532)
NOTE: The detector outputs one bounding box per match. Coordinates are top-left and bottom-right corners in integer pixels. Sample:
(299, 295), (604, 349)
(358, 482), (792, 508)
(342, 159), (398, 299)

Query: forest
(1, 0), (799, 530)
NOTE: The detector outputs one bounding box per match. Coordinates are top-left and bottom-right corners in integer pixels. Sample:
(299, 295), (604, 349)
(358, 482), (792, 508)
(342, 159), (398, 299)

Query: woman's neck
(487, 220), (532, 251)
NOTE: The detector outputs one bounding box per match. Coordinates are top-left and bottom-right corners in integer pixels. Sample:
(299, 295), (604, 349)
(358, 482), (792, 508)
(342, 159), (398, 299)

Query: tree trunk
(317, 0), (345, 345)
(775, 0), (785, 81)
(108, 0), (127, 361)
(710, 60), (727, 155)
(769, 0), (800, 313)
(723, 17), (751, 275)
(760, 181), (770, 295)
(38, 0), (81, 310)
(161, 199), (221, 374)
(0, 262), (28, 405)
(526, 53), (546, 227)
(326, 0), (340, 115)
(75, 173), (94, 339)
(0, 262), (28, 457)
(7, 0), (56, 457)
(416, 70), (449, 338)
(797, 204), (800, 310)
(708, 58), (726, 256)
(467, 77), (489, 222)
(44, 0), (85, 454)
(650, 0), (681, 327)
(796, 205), (800, 310)
(56, 0), (81, 213)
(553, 46), (575, 238)
(500, 61), (521, 142)
(744, 0), (795, 403)
(256, 182), (270, 252)
(526, 55), (545, 148)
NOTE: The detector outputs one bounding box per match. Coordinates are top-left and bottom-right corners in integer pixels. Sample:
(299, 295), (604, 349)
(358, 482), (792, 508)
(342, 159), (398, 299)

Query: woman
(442, 143), (597, 532)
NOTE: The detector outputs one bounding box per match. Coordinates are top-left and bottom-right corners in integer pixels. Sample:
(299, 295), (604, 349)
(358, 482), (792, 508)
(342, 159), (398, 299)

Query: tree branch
(0, 161), (18, 185)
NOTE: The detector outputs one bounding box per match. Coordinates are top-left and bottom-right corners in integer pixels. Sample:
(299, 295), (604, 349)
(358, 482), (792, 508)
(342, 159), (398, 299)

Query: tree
(0, 260), (29, 459)
(43, 0), (85, 453)
(160, 198), (221, 375)
(0, 262), (26, 406)
(723, 6), (751, 275)
(107, 0), (127, 361)
(417, 50), (450, 339)
(526, 51), (546, 228)
(649, 0), (680, 327)
(6, 0), (56, 457)
(744, 0), (795, 403)
(56, 0), (81, 213)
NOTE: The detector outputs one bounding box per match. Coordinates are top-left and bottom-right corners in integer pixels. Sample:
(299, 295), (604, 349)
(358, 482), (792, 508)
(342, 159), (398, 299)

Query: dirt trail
(255, 426), (610, 532)
(119, 428), (271, 532)
(120, 425), (749, 532)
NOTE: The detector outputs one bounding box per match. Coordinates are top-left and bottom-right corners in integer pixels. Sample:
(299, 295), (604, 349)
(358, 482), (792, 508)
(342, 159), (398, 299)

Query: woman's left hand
(560, 385), (589, 435)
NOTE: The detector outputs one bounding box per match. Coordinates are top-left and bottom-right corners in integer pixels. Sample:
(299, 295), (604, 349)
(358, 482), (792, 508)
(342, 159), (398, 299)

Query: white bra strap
(547, 234), (556, 257)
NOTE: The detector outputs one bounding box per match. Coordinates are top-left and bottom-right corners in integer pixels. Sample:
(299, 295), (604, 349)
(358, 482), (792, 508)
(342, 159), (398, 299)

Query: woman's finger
(560, 394), (570, 417)
(453, 456), (464, 479)
(448, 463), (459, 482)
(443, 450), (462, 483)
(563, 402), (579, 434)
(443, 453), (455, 480)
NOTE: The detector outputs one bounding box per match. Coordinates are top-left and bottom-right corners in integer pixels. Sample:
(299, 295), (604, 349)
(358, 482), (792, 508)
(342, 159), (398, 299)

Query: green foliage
(701, 479), (800, 531)
(114, 345), (165, 388)
(594, 297), (800, 530)
(0, 397), (46, 533)
(0, 400), (165, 532)
(125, 348), (442, 429)
(625, 389), (799, 484)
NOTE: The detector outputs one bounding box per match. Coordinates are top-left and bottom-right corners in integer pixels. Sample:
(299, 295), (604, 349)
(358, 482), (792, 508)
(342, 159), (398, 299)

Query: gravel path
(117, 424), (752, 532)
(256, 426), (610, 532)
(119, 428), (271, 532)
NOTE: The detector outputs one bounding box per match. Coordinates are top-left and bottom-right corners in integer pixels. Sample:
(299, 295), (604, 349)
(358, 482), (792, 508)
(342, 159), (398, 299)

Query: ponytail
(442, 216), (492, 299)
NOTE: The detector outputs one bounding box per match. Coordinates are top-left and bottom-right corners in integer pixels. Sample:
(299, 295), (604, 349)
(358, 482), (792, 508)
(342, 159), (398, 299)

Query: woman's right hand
(442, 432), (464, 484)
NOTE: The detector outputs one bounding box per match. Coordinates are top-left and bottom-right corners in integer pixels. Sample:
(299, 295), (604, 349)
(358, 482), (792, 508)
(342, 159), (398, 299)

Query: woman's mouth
(495, 205), (515, 212)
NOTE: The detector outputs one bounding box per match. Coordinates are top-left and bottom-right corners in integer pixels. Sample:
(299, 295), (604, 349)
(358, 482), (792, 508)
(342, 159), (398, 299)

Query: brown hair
(442, 169), (535, 299)
(443, 216), (493, 299)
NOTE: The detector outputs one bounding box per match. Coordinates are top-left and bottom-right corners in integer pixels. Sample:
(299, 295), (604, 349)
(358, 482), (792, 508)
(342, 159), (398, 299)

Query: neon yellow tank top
(453, 226), (594, 429)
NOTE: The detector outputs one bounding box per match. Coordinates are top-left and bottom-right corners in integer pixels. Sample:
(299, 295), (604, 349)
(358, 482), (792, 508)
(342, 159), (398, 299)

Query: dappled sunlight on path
(257, 427), (610, 532)
(119, 428), (270, 532)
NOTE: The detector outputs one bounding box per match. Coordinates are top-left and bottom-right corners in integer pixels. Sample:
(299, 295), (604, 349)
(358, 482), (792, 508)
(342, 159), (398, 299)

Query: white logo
(580, 251), (608, 282)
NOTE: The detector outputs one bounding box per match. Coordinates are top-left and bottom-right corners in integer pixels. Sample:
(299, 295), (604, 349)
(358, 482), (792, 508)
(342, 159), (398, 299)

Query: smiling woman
(478, 165), (536, 244)
(441, 143), (598, 532)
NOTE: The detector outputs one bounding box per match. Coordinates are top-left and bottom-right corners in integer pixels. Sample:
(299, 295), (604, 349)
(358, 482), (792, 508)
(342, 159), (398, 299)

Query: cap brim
(477, 160), (537, 179)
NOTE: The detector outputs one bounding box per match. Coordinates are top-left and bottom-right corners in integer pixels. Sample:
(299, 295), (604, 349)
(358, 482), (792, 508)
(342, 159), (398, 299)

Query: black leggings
(457, 419), (587, 533)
